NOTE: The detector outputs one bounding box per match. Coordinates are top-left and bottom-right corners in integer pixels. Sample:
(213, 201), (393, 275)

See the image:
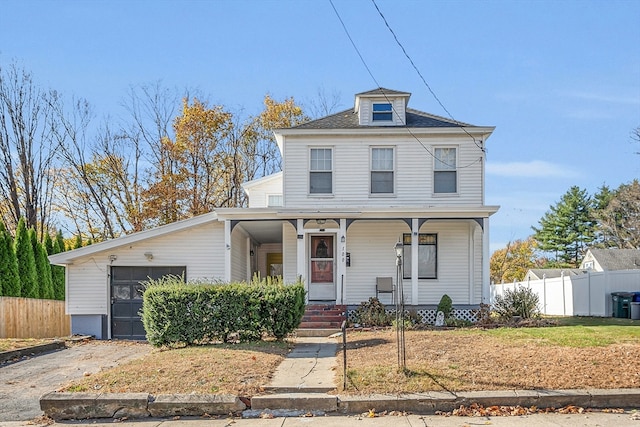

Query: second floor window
(372, 103), (393, 122)
(310, 148), (332, 194)
(267, 194), (283, 207)
(371, 147), (394, 194)
(434, 147), (457, 193)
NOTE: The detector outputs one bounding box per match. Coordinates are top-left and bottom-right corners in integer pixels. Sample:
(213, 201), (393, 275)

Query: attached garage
(110, 266), (186, 340)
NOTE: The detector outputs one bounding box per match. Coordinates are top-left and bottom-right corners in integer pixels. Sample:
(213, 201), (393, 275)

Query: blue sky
(1, 0), (639, 252)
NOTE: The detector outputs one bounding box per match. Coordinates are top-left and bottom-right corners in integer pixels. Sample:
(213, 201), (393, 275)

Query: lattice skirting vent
(347, 306), (480, 325)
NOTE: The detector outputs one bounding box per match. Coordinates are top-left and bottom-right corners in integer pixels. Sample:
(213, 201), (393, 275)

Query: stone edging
(40, 389), (640, 420)
(0, 340), (66, 364)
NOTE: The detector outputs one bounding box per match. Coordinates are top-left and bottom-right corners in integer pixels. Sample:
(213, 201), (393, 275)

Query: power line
(328, 0), (483, 169)
(370, 0), (484, 152)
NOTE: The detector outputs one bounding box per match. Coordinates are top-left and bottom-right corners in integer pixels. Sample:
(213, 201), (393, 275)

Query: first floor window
(402, 233), (437, 279)
(434, 147), (457, 193)
(310, 148), (332, 194)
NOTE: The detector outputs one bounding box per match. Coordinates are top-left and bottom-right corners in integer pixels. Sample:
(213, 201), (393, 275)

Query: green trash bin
(612, 292), (635, 318)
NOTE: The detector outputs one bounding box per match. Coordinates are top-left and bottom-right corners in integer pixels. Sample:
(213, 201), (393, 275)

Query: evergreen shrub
(141, 275), (305, 347)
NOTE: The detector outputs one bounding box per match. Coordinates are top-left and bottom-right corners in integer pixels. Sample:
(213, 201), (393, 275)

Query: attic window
(372, 103), (393, 121)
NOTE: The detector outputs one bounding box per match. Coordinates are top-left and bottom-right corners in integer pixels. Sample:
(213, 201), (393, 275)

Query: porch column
(482, 217), (490, 303)
(296, 219), (306, 300)
(337, 218), (347, 304)
(468, 222), (475, 304)
(224, 219), (231, 282)
(411, 218), (419, 305)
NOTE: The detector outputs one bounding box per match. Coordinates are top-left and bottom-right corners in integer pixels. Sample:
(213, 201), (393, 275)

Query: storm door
(308, 235), (335, 301)
(110, 266), (186, 340)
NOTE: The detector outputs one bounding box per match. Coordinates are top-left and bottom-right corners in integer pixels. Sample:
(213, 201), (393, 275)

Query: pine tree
(532, 186), (596, 266)
(15, 218), (38, 298)
(51, 233), (66, 300)
(31, 229), (54, 299)
(44, 233), (54, 255)
(0, 222), (21, 296)
(73, 234), (83, 249)
(55, 230), (66, 252)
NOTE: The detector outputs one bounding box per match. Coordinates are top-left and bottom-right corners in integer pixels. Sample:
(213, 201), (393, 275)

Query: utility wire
(328, 0), (482, 169)
(370, 0), (484, 152)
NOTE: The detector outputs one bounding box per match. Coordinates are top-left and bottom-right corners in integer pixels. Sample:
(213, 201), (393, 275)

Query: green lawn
(472, 316), (640, 347)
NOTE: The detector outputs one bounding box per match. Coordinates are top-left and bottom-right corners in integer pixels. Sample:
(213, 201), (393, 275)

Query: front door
(308, 235), (335, 301)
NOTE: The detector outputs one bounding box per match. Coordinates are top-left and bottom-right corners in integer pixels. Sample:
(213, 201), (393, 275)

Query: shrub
(352, 297), (392, 327)
(141, 276), (305, 347)
(493, 286), (540, 320)
(437, 294), (453, 318)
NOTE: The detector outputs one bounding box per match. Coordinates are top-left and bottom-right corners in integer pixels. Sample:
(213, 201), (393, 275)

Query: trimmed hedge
(141, 276), (306, 347)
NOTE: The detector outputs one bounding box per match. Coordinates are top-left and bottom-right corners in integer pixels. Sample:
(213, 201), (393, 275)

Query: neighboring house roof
(241, 171), (282, 191)
(524, 269), (585, 281)
(583, 248), (640, 271)
(292, 107), (471, 130)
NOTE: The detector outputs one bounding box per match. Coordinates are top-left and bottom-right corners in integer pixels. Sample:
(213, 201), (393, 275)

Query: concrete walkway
(265, 337), (338, 393)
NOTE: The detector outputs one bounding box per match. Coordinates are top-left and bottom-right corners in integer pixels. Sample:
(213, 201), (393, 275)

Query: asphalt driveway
(0, 340), (151, 422)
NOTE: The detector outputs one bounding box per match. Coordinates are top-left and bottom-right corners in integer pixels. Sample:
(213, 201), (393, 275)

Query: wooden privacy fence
(0, 297), (70, 338)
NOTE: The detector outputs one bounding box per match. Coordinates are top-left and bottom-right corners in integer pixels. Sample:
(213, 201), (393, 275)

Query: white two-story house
(49, 88), (499, 339)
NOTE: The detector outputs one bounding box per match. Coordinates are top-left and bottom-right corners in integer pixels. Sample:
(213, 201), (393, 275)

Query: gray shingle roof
(355, 87), (411, 97)
(525, 269), (584, 280)
(292, 108), (471, 130)
(589, 248), (640, 270)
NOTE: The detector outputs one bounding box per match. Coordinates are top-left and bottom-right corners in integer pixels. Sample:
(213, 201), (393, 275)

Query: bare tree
(304, 86), (343, 119)
(0, 62), (60, 238)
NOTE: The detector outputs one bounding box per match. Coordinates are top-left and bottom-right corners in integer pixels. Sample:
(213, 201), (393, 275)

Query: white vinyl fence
(491, 270), (640, 317)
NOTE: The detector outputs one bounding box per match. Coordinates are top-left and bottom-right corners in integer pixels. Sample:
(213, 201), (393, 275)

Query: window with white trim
(310, 148), (332, 194)
(434, 147), (457, 193)
(402, 233), (437, 279)
(372, 102), (393, 122)
(371, 147), (394, 194)
(267, 194), (283, 207)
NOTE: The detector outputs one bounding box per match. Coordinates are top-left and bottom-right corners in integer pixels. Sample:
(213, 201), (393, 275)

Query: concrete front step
(295, 328), (341, 337)
(251, 393), (338, 412)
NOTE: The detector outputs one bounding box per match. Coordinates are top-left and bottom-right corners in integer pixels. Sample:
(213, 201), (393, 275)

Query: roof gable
(48, 212), (219, 265)
(585, 248), (640, 271)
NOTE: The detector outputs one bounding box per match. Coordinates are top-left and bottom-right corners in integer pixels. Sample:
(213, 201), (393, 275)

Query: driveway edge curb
(0, 340), (66, 364)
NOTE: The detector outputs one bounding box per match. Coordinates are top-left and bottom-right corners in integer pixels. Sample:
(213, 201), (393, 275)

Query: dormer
(354, 88), (411, 126)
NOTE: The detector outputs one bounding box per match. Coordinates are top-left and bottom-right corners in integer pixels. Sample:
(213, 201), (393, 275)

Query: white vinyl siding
(230, 227), (248, 282)
(343, 220), (480, 305)
(358, 98), (406, 126)
(282, 135), (483, 207)
(65, 221), (224, 315)
(243, 172), (283, 208)
(282, 222), (298, 284)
